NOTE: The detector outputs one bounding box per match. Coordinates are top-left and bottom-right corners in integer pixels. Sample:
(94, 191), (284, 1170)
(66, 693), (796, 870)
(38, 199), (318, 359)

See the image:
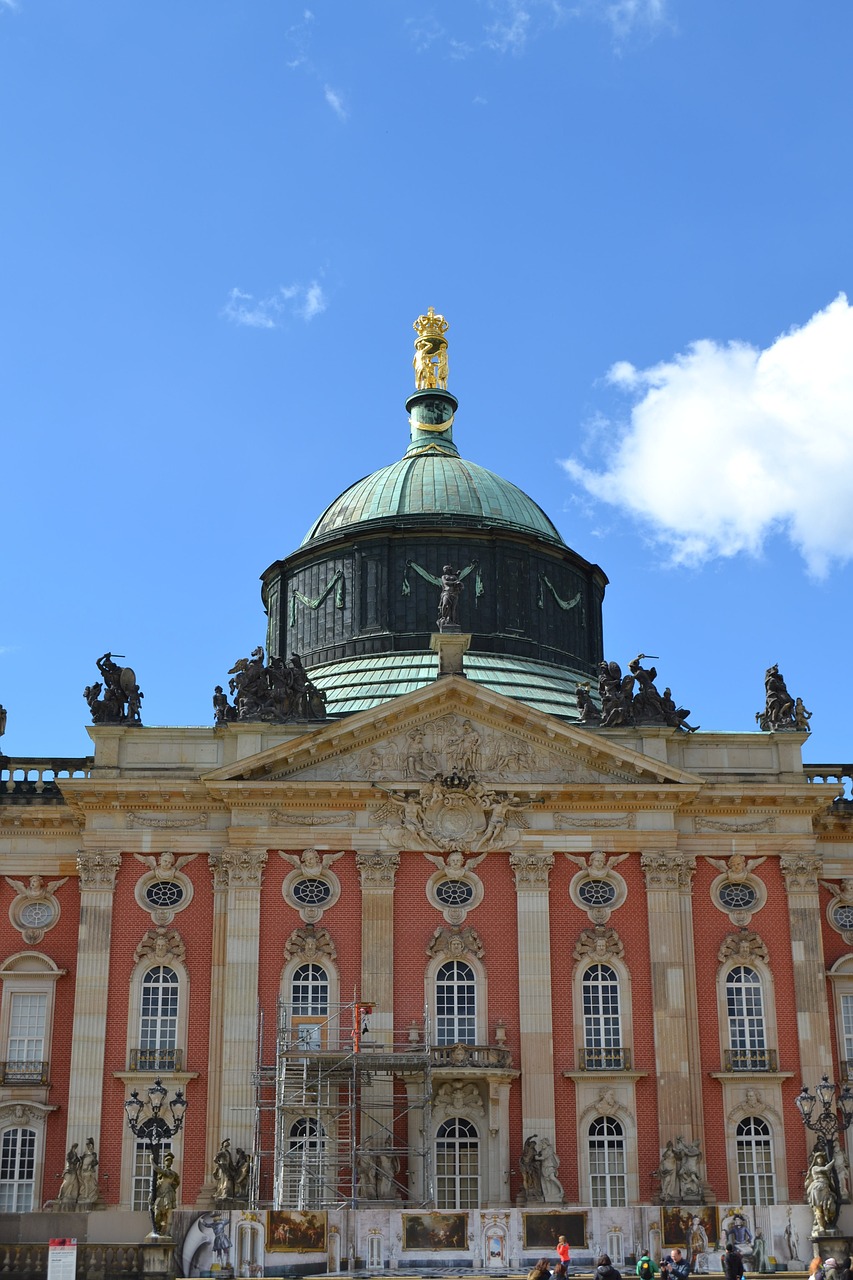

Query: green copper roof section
(308, 651), (588, 720)
(301, 385), (565, 546)
(302, 453), (564, 545)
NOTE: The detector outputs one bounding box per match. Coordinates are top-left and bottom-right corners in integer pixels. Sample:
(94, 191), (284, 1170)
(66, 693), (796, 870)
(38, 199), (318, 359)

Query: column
(65, 851), (122, 1149)
(218, 848), (267, 1149)
(781, 853), (832, 1083)
(641, 851), (705, 1150)
(486, 1075), (513, 1207)
(510, 852), (557, 1145)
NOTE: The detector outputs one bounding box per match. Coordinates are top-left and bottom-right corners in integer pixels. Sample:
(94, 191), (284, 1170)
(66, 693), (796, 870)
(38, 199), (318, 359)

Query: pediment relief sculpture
(427, 925), (485, 960)
(285, 713), (642, 786)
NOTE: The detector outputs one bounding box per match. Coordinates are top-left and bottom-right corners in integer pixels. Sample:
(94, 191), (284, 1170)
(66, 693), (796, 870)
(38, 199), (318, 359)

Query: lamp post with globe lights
(124, 1077), (187, 1238)
(795, 1075), (853, 1235)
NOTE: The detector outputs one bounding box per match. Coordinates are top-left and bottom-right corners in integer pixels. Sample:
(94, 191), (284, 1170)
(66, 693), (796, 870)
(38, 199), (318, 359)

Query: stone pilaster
(486, 1075), (513, 1207)
(356, 851), (401, 1168)
(641, 851), (706, 1161)
(510, 852), (556, 1145)
(198, 852), (229, 1203)
(781, 853), (832, 1084)
(65, 851), (122, 1150)
(356, 852), (400, 1048)
(218, 848), (267, 1150)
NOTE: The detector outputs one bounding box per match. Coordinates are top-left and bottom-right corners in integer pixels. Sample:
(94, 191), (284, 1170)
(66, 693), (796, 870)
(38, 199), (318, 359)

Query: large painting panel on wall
(662, 1207), (719, 1254)
(523, 1212), (587, 1251)
(402, 1213), (469, 1251)
(267, 1210), (328, 1252)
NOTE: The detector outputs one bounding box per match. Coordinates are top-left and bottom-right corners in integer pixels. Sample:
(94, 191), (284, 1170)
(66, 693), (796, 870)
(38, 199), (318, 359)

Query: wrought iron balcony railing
(578, 1047), (632, 1071)
(724, 1048), (777, 1072)
(0, 1060), (49, 1085)
(129, 1048), (183, 1073)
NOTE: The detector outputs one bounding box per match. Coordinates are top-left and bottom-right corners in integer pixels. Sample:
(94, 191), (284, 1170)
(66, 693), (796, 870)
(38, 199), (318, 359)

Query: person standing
(556, 1235), (571, 1270)
(669, 1249), (691, 1280)
(595, 1253), (622, 1280)
(723, 1244), (745, 1280)
(637, 1252), (660, 1280)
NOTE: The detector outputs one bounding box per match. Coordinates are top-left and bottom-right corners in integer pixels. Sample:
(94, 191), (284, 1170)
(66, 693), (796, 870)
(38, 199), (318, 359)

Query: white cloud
(562, 295), (853, 577)
(599, 0), (667, 37)
(323, 85), (347, 121)
(485, 2), (532, 54)
(222, 281), (327, 329)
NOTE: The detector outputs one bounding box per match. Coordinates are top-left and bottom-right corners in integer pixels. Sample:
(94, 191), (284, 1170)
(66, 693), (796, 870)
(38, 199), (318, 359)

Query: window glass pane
(583, 965), (621, 1050)
(139, 967), (178, 1051)
(291, 965), (329, 1016)
(436, 1118), (479, 1209)
(132, 1122), (172, 1212)
(8, 994), (47, 1062)
(588, 1116), (626, 1207)
(726, 968), (766, 1055)
(736, 1116), (775, 1205)
(0, 1129), (35, 1211)
(283, 1118), (326, 1207)
(436, 962), (476, 1046)
(842, 995), (853, 1064)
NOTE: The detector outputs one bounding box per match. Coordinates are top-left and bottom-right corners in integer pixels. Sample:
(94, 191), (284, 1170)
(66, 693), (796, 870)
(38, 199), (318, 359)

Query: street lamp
(795, 1074), (853, 1231)
(124, 1077), (188, 1236)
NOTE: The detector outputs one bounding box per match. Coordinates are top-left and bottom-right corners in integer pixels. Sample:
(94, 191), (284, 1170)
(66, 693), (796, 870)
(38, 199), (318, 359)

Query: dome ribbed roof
(302, 451), (564, 546)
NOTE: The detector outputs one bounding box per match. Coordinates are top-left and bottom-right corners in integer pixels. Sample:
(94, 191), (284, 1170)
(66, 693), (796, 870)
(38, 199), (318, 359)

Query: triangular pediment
(204, 678), (701, 790)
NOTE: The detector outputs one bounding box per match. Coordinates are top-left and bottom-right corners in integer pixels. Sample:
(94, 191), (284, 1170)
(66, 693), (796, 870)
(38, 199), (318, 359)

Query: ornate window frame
(125, 931), (190, 1074)
(280, 851), (342, 924)
(133, 870), (194, 925)
(425, 952), (487, 1047)
(0, 953), (65, 1090)
(425, 869), (483, 923)
(571, 934), (633, 1071)
(281, 932), (341, 1051)
(576, 1090), (639, 1204)
(715, 937), (779, 1072)
(0, 1102), (55, 1210)
(710, 871), (767, 928)
(827, 954), (853, 1081)
(567, 858), (627, 924)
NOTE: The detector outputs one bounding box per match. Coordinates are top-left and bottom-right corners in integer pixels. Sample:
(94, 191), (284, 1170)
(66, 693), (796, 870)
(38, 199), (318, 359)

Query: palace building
(0, 311), (851, 1277)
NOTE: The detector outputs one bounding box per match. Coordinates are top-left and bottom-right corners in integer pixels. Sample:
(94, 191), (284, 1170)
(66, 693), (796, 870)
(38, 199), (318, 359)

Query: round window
(718, 882), (758, 911)
(435, 880), (475, 907)
(834, 903), (853, 930)
(19, 901), (55, 928)
(292, 878), (332, 906)
(577, 879), (616, 907)
(145, 881), (185, 909)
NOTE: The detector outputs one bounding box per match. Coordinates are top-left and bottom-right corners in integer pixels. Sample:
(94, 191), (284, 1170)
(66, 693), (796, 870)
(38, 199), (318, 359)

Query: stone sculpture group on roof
(213, 646), (328, 723)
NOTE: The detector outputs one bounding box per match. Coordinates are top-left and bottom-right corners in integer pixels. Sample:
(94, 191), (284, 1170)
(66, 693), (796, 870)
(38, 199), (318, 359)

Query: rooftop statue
(84, 652), (144, 726)
(596, 655), (697, 731)
(756, 663), (811, 732)
(214, 647), (328, 724)
(413, 306), (449, 390)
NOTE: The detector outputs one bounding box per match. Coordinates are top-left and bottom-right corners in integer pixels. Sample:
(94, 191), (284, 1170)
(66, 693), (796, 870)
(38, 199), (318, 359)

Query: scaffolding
(250, 997), (434, 1211)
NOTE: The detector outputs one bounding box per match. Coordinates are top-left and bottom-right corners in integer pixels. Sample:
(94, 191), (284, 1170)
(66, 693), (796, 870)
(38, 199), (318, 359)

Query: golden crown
(413, 307), (449, 341)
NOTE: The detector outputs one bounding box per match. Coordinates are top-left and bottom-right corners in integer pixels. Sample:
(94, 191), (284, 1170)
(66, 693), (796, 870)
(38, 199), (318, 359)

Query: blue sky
(2, 1), (852, 764)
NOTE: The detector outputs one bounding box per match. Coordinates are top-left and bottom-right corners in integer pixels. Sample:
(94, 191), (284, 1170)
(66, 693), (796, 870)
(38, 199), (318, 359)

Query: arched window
(436, 1117), (479, 1209)
(582, 964), (622, 1069)
(138, 966), (179, 1070)
(290, 964), (329, 1049)
(436, 961), (476, 1045)
(726, 967), (767, 1070)
(588, 1116), (627, 1207)
(0, 1128), (36, 1211)
(284, 1117), (326, 1207)
(736, 1116), (775, 1205)
(131, 1118), (172, 1212)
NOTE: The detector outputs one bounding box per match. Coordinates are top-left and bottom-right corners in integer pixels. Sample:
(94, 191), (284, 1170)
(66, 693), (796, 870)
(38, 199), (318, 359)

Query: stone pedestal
(430, 631), (471, 677)
(141, 1234), (173, 1278)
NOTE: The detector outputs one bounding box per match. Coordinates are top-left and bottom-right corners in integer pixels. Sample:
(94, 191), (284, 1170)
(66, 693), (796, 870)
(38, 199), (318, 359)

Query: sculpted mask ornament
(427, 925), (485, 960)
(284, 925), (337, 962)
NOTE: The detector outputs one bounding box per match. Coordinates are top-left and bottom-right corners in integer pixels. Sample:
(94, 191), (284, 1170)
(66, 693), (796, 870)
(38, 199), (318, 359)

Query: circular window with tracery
(145, 881), (185, 909)
(578, 879), (617, 908)
(718, 882), (758, 911)
(19, 901), (56, 928)
(435, 879), (475, 907)
(833, 904), (853, 931)
(292, 878), (333, 906)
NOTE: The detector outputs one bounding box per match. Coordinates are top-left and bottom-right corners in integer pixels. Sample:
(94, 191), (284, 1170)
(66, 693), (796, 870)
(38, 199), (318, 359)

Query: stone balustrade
(0, 755), (93, 802)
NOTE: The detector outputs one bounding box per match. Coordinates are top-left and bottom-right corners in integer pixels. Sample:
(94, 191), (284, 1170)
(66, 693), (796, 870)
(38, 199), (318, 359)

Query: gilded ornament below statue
(413, 306), (449, 389)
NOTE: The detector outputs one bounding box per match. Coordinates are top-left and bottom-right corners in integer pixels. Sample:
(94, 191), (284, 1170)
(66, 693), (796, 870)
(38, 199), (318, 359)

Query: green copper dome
(302, 390), (564, 546)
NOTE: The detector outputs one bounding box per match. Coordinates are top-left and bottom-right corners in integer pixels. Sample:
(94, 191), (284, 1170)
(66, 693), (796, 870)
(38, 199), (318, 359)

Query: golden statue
(413, 307), (449, 390)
